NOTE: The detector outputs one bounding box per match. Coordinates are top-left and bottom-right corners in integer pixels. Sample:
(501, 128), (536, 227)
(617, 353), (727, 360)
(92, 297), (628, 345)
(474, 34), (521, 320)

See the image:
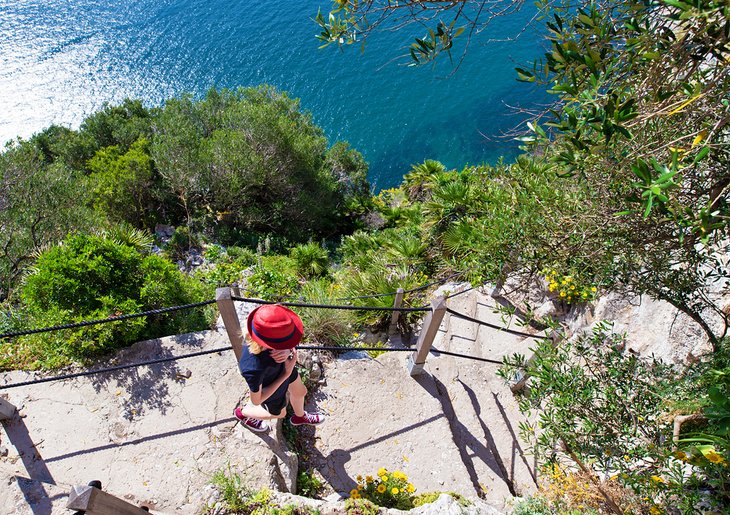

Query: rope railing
(0, 343), (502, 390)
(0, 300), (217, 340)
(445, 307), (548, 340)
(0, 346), (232, 390)
(230, 295), (431, 312)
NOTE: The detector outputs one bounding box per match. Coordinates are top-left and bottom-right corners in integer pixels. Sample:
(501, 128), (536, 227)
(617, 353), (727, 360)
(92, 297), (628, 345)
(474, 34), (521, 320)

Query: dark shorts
(262, 367), (299, 415)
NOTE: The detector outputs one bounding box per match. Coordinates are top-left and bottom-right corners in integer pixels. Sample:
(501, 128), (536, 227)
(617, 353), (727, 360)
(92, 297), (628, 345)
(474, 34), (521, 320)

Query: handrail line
(0, 344), (503, 390)
(0, 300), (217, 340)
(445, 307), (548, 340)
(230, 296), (431, 312)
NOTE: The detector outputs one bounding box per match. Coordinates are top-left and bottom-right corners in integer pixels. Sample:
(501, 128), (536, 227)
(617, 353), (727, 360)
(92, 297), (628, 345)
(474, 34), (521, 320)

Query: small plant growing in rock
(349, 468), (416, 510)
(544, 268), (597, 304)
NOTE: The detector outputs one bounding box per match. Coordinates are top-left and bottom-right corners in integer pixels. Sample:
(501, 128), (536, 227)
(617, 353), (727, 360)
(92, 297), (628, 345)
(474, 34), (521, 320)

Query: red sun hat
(247, 304), (304, 350)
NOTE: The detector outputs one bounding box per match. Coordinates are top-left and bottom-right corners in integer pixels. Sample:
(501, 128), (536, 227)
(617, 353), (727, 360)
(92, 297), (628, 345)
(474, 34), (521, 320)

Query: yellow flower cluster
(541, 463), (604, 510)
(544, 269), (597, 304)
(350, 467), (416, 509)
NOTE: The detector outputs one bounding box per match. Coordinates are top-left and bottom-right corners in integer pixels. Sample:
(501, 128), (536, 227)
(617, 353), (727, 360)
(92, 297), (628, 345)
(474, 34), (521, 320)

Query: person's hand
(270, 349), (291, 363)
(283, 349), (298, 374)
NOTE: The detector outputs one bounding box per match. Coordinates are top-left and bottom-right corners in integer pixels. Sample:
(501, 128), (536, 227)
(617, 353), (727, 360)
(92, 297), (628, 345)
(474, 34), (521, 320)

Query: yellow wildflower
(649, 506), (662, 515)
(650, 475), (666, 484)
(377, 484), (386, 494)
(365, 475), (374, 483)
(381, 475), (388, 482)
(350, 489), (359, 497)
(356, 475), (363, 482)
(675, 451), (688, 462)
(391, 487), (399, 495)
(406, 484), (415, 493)
(559, 291), (566, 298)
(591, 287), (597, 292)
(357, 484), (363, 491)
(378, 467), (387, 476)
(706, 451), (727, 464)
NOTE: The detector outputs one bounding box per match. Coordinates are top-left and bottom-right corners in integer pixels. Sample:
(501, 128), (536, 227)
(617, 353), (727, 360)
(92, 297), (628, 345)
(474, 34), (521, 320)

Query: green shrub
(196, 245), (258, 287)
(247, 255), (300, 300)
(164, 226), (200, 262)
(4, 232), (213, 369)
(413, 492), (470, 508)
(290, 243), (329, 278)
(298, 279), (353, 346)
(344, 498), (378, 515)
(297, 469), (323, 498)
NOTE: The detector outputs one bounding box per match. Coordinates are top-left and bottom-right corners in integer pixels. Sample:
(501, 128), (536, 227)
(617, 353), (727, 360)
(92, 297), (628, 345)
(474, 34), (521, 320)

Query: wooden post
(510, 329), (562, 392)
(388, 288), (405, 335)
(67, 483), (149, 514)
(0, 397), (17, 421)
(406, 296), (447, 376)
(216, 287), (244, 362)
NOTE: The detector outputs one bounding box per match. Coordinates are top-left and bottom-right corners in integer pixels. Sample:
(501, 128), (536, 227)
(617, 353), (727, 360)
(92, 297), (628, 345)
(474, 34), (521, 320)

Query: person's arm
(249, 350), (297, 405)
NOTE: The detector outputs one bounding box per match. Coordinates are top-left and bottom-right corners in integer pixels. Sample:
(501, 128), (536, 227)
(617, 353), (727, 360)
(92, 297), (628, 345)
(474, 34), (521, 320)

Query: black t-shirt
(238, 345), (292, 409)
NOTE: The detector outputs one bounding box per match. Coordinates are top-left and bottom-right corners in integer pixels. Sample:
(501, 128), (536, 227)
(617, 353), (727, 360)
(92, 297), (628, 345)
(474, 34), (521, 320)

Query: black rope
(0, 300), (217, 340)
(0, 341), (505, 390)
(445, 307), (548, 340)
(298, 345), (413, 352)
(0, 346), (232, 390)
(430, 347), (504, 365)
(444, 284), (477, 300)
(231, 296), (431, 312)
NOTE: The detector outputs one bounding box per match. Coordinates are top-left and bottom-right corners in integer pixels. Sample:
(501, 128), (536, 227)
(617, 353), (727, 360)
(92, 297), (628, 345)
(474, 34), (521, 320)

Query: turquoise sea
(0, 0), (548, 188)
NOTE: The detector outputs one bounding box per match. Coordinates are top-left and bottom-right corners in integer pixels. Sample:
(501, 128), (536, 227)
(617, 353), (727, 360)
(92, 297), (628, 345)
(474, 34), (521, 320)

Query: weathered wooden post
(0, 397), (17, 422)
(216, 287), (244, 362)
(388, 288), (405, 335)
(406, 296), (447, 376)
(67, 481), (150, 514)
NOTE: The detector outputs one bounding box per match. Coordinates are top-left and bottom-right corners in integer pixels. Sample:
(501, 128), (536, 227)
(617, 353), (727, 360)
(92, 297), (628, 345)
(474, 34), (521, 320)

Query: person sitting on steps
(234, 303), (325, 432)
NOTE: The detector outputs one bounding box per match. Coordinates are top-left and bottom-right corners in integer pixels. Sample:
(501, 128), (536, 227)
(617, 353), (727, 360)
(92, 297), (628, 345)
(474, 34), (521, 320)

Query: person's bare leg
(287, 376), (307, 417)
(237, 403), (286, 420)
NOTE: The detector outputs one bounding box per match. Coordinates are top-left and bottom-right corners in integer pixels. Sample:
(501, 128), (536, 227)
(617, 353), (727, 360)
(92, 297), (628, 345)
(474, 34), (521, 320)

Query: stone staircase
(310, 285), (541, 510)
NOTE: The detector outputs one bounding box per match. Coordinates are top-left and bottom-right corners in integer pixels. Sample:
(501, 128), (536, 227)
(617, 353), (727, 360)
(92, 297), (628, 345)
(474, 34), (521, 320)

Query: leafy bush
(246, 255), (300, 301)
(298, 279), (353, 346)
(86, 137), (160, 228)
(290, 242), (329, 279)
(349, 468), (416, 510)
(151, 86), (369, 241)
(500, 322), (729, 513)
(296, 469), (323, 498)
(2, 232), (213, 369)
(196, 245), (258, 287)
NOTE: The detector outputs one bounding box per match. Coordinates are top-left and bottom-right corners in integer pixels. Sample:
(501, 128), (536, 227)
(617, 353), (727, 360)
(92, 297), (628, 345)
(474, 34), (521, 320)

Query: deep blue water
(0, 0), (548, 188)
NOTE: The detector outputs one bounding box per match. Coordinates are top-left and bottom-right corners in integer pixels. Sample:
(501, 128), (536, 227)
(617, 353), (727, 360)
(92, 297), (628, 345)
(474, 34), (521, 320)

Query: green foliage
(349, 468), (416, 510)
(412, 492), (470, 508)
(86, 137), (160, 228)
(205, 469), (320, 514)
(78, 99), (154, 157)
(296, 469), (323, 498)
(2, 232), (213, 369)
(519, 0), (730, 344)
(196, 245), (258, 287)
(151, 86), (368, 240)
(164, 226), (201, 262)
(209, 467), (251, 512)
(0, 139), (96, 300)
(298, 279), (353, 346)
(500, 322), (729, 512)
(343, 498), (378, 515)
(247, 255), (300, 301)
(290, 243), (329, 279)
